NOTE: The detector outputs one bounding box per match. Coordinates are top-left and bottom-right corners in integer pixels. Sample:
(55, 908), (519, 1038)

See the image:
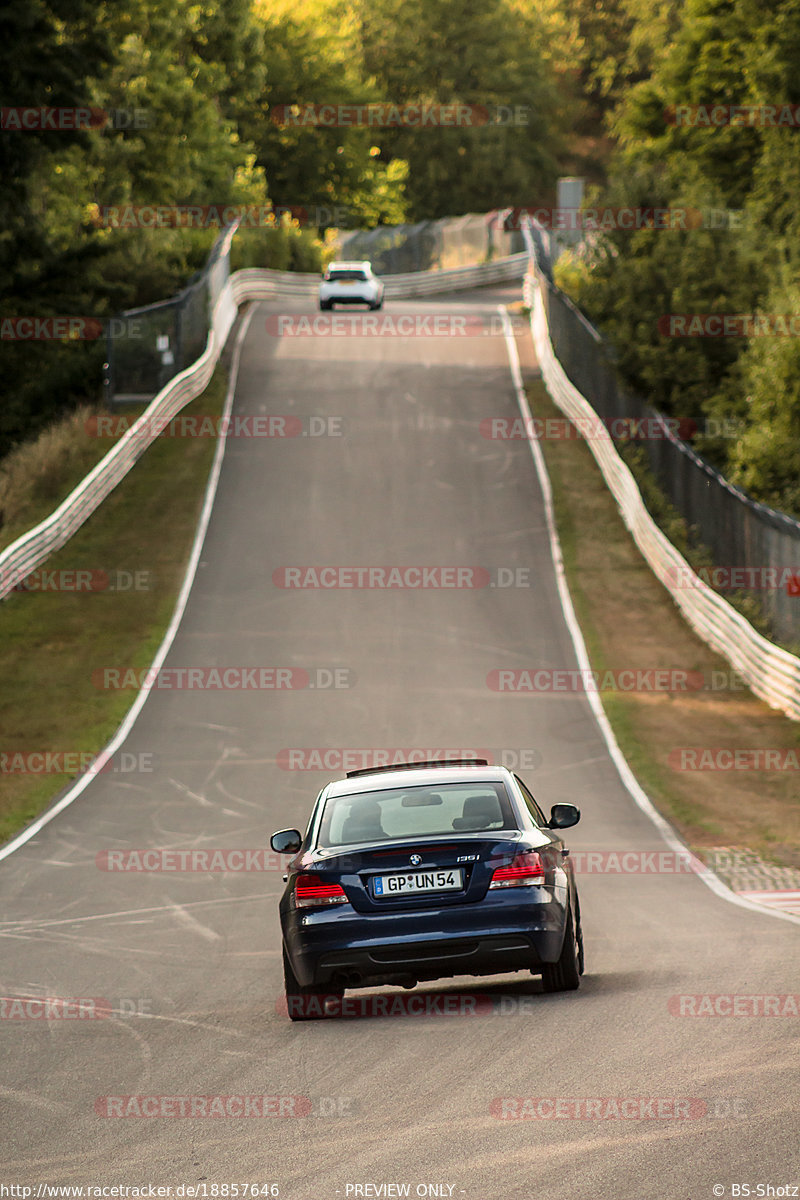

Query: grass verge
(530, 378), (800, 869)
(0, 405), (120, 553)
(0, 367), (227, 844)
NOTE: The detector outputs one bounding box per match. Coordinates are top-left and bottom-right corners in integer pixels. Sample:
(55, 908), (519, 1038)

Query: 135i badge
(456, 854), (479, 863)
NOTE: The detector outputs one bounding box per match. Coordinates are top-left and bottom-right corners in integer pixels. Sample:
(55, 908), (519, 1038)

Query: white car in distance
(319, 261), (384, 311)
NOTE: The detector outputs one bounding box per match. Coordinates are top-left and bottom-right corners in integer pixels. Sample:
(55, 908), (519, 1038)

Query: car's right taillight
(294, 873), (349, 908)
(489, 851), (545, 889)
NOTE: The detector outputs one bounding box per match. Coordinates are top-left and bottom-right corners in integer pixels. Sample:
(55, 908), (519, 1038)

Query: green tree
(242, 8), (408, 228)
(561, 0), (800, 518)
(723, 279), (800, 517)
(0, 0), (112, 296)
(355, 0), (566, 218)
(0, 0), (278, 461)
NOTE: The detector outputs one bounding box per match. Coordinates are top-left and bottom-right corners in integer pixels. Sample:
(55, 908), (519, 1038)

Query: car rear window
(317, 783), (516, 847)
(326, 269), (368, 281)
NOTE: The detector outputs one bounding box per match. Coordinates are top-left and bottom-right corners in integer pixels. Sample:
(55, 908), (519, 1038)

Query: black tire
(373, 299), (383, 310)
(576, 900), (585, 976)
(540, 903), (582, 993)
(283, 945), (343, 1021)
(319, 300), (332, 311)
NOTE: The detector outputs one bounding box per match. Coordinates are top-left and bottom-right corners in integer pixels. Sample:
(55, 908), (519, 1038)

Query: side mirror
(548, 803), (580, 830)
(270, 828), (303, 854)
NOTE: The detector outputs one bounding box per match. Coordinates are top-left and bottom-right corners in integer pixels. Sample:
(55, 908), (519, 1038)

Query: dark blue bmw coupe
(270, 759), (584, 1019)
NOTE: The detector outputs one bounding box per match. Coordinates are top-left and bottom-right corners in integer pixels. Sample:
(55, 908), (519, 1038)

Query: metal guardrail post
(103, 326), (114, 409)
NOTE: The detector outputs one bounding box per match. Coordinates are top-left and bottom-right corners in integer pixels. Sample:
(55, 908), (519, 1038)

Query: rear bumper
(283, 891), (566, 988)
(311, 934), (548, 988)
(319, 294), (379, 306)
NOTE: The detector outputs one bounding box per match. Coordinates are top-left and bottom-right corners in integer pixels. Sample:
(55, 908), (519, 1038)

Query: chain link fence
(533, 236), (800, 646)
(337, 211), (523, 274)
(105, 228), (234, 405)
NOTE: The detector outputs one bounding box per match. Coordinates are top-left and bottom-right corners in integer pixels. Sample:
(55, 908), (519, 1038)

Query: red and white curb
(736, 890), (800, 915)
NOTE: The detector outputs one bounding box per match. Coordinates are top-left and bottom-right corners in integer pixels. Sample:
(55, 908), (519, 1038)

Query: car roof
(326, 261), (371, 270)
(325, 764), (514, 798)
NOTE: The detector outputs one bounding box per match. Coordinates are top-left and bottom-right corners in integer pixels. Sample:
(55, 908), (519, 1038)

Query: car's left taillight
(293, 873), (349, 908)
(489, 852), (545, 889)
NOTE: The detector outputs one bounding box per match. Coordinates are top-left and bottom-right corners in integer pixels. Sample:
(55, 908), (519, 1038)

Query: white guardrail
(521, 227), (800, 721)
(0, 250), (528, 603)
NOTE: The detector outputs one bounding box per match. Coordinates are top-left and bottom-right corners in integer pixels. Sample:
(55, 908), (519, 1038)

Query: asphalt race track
(1, 287), (798, 1199)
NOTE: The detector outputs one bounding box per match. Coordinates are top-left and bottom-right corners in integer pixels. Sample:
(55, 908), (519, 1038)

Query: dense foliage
(556, 0), (800, 517)
(5, 0), (798, 519)
(0, 0), (572, 461)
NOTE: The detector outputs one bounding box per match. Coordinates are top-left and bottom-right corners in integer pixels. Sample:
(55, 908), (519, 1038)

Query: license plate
(339, 280), (356, 286)
(373, 869), (464, 897)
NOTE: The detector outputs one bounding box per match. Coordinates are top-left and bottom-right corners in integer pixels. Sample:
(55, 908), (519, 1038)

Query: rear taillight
(489, 852), (545, 889)
(294, 873), (349, 908)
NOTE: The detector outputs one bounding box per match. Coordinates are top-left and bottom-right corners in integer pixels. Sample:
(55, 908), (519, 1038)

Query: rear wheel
(283, 945), (343, 1021)
(540, 903), (582, 993)
(319, 300), (333, 311)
